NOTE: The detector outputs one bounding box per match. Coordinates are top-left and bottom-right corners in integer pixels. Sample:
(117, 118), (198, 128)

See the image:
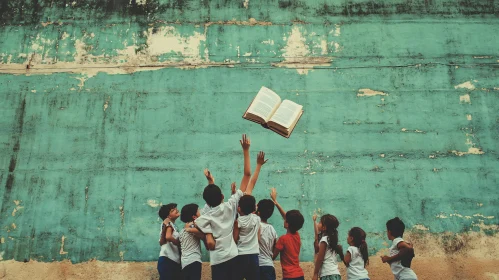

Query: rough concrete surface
(0, 0), (498, 279)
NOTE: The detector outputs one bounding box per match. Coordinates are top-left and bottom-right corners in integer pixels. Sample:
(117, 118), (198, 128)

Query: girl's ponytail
(320, 214), (340, 253)
(359, 239), (369, 266)
(349, 227), (369, 267)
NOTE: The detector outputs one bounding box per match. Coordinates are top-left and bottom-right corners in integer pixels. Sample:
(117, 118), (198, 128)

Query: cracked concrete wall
(0, 0), (498, 275)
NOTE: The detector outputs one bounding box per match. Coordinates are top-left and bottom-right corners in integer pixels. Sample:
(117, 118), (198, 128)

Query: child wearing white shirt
(344, 227), (370, 280)
(312, 214), (343, 280)
(381, 217), (418, 280)
(257, 199), (278, 280)
(158, 203), (181, 280)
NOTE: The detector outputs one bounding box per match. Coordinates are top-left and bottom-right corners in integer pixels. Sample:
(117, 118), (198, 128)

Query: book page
(246, 87), (282, 122)
(268, 100), (303, 128)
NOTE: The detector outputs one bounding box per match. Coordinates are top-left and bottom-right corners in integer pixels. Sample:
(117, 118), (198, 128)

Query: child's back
(346, 227), (369, 280)
(237, 212), (261, 254)
(257, 199), (278, 280)
(389, 237), (417, 279)
(383, 217), (417, 280)
(276, 230), (304, 278)
(347, 245), (369, 280)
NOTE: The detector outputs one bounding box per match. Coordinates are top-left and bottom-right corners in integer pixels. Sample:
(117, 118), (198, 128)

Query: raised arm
(313, 213), (319, 254)
(270, 188), (286, 220)
(245, 151), (268, 195)
(204, 169), (215, 185)
(233, 220), (240, 243)
(239, 134), (252, 192)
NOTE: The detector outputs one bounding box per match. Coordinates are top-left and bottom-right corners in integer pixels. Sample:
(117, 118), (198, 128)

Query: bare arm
(246, 151), (268, 195)
(185, 225), (206, 240)
(204, 169), (215, 185)
(233, 220), (240, 243)
(159, 225), (167, 246)
(270, 188), (286, 220)
(239, 134), (252, 192)
(312, 242), (327, 280)
(344, 251), (352, 266)
(272, 247), (280, 260)
(164, 227), (180, 246)
(205, 233), (216, 250)
(313, 213), (319, 254)
(382, 241), (414, 264)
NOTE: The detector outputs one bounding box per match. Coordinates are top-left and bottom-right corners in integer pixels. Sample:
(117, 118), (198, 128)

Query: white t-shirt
(319, 236), (340, 277)
(179, 226), (202, 269)
(159, 222), (180, 263)
(347, 246), (369, 280)
(237, 214), (261, 255)
(389, 237), (418, 280)
(259, 223), (277, 267)
(195, 190), (244, 265)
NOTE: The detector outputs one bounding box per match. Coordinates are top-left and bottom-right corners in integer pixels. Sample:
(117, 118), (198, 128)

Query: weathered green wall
(0, 0), (498, 264)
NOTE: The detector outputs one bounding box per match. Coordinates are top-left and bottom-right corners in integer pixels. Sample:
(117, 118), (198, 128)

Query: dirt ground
(1, 232), (499, 279)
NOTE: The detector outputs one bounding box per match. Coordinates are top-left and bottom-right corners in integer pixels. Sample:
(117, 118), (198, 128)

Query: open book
(242, 87), (304, 138)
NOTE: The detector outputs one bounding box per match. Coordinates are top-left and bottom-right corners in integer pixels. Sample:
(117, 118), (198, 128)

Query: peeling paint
(460, 94), (471, 104)
(357, 89), (387, 97)
(243, 0), (249, 9)
(455, 81), (476, 90)
(147, 200), (160, 208)
(466, 114), (472, 120)
(59, 235), (68, 255)
(452, 147), (484, 156)
(413, 224), (430, 231)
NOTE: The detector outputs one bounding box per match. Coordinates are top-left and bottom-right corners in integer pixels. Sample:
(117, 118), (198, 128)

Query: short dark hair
(257, 199), (275, 221)
(386, 217), (406, 237)
(286, 210), (304, 233)
(180, 203), (199, 223)
(203, 184), (223, 207)
(158, 203), (177, 220)
(239, 195), (256, 215)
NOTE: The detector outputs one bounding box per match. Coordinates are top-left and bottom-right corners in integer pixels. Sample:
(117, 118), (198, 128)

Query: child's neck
(261, 220), (268, 224)
(286, 229), (296, 234)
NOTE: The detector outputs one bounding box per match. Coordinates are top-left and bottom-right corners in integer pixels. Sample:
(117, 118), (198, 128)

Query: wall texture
(0, 0), (499, 278)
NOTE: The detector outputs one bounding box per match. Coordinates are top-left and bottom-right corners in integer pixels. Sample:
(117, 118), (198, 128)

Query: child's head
(285, 210), (304, 233)
(386, 217), (405, 240)
(180, 203), (200, 223)
(158, 203), (179, 221)
(238, 195), (256, 215)
(257, 199), (275, 222)
(319, 214), (340, 251)
(348, 227), (369, 266)
(203, 184), (224, 207)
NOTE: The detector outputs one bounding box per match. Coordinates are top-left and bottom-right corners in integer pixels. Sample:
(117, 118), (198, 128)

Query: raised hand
(257, 151), (269, 165)
(231, 182), (237, 194)
(204, 168), (215, 184)
(240, 134), (251, 150)
(312, 212), (318, 222)
(270, 188), (277, 203)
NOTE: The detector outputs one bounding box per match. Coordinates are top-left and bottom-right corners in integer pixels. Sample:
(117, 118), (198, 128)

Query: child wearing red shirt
(270, 188), (305, 280)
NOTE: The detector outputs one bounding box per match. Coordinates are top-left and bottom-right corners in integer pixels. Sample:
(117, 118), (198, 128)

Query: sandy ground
(1, 231), (499, 279)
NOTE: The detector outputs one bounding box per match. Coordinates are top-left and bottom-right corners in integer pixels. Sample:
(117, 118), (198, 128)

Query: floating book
(243, 86), (304, 138)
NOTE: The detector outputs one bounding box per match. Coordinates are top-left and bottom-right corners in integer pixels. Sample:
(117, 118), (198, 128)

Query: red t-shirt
(275, 232), (304, 278)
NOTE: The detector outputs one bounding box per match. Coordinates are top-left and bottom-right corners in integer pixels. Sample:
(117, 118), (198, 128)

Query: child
(158, 203), (181, 280)
(178, 203), (207, 280)
(344, 227), (370, 280)
(257, 198), (278, 280)
(233, 151), (269, 280)
(381, 217), (417, 280)
(312, 214), (343, 280)
(195, 134), (261, 280)
(270, 188), (305, 280)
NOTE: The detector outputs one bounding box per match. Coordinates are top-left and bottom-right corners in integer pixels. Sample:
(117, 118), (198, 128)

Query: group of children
(157, 134), (418, 280)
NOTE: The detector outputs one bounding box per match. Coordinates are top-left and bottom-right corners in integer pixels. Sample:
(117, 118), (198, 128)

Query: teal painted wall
(0, 0), (498, 263)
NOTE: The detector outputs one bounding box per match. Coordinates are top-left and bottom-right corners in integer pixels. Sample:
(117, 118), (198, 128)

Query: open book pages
(245, 87), (282, 123)
(267, 100), (303, 136)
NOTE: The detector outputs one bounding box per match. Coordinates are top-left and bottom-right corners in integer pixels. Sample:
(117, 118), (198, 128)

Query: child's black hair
(257, 199), (275, 221)
(180, 203), (199, 223)
(386, 217), (405, 238)
(239, 195), (256, 215)
(203, 184), (223, 207)
(349, 227), (369, 267)
(321, 214), (340, 254)
(286, 210), (304, 233)
(158, 203), (177, 220)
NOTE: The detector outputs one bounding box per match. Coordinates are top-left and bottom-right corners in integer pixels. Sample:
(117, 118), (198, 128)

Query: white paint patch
(357, 89), (387, 97)
(31, 90), (36, 93)
(379, 154), (385, 158)
(0, 251), (3, 261)
(455, 81), (475, 90)
(473, 213), (495, 219)
(0, 237), (4, 244)
(452, 147), (484, 156)
(60, 235), (68, 255)
(320, 40), (328, 55)
(119, 251), (125, 261)
(11, 200), (23, 217)
(61, 32), (70, 40)
(413, 224), (429, 231)
(146, 26), (205, 61)
(460, 94), (471, 104)
(243, 0), (249, 9)
(436, 213), (448, 219)
(329, 24), (341, 37)
(466, 114), (472, 120)
(130, 0), (146, 4)
(11, 223), (16, 230)
(262, 39), (274, 45)
(103, 96), (110, 112)
(401, 128), (407, 132)
(147, 199), (161, 208)
(243, 52), (252, 57)
(76, 76), (87, 90)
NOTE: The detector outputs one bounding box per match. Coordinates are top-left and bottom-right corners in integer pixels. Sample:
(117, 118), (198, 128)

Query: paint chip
(147, 200), (161, 208)
(357, 89), (387, 97)
(60, 235), (68, 255)
(452, 147), (484, 156)
(413, 224), (429, 231)
(466, 114), (472, 120)
(460, 94), (471, 104)
(242, 0), (249, 8)
(455, 81), (476, 90)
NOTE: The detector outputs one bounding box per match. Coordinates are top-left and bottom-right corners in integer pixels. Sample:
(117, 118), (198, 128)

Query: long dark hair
(320, 214), (339, 253)
(349, 227), (369, 266)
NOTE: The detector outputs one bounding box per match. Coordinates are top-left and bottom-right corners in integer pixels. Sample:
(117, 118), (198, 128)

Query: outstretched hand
(312, 212), (318, 222)
(204, 169), (215, 184)
(257, 151), (269, 165)
(270, 188), (277, 203)
(231, 182), (237, 195)
(381, 255), (391, 263)
(240, 134), (251, 150)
